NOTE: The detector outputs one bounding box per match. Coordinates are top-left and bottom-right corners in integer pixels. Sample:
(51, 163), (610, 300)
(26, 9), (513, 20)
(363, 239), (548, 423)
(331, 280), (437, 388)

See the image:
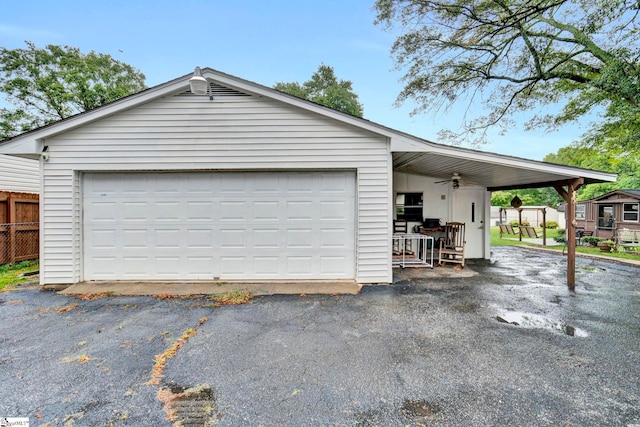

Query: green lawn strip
(490, 226), (640, 261)
(0, 260), (39, 292)
(490, 226), (560, 247)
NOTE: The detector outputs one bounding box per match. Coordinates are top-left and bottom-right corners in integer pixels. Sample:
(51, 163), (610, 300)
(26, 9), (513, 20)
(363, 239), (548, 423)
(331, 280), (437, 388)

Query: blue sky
(1, 0), (589, 160)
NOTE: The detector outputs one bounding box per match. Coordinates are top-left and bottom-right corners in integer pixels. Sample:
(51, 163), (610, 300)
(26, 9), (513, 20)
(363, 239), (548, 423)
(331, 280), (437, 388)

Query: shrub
(542, 221), (558, 229)
(581, 236), (603, 246)
(509, 220), (530, 227)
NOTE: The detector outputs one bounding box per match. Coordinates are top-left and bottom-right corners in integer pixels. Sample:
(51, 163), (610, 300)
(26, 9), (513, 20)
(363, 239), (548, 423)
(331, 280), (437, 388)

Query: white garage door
(83, 171), (356, 281)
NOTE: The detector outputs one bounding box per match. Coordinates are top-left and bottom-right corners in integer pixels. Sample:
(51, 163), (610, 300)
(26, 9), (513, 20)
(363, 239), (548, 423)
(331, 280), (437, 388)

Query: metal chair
(438, 222), (465, 267)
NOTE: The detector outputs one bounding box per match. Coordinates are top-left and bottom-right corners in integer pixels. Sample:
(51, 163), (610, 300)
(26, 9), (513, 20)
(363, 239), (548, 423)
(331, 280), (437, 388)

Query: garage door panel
(286, 228), (314, 249)
(154, 201), (181, 222)
(287, 256), (313, 275)
(152, 229), (180, 248)
(89, 229), (117, 249)
(86, 201), (117, 222)
(253, 229), (279, 248)
(122, 201), (148, 221)
(186, 256), (215, 279)
(83, 171), (355, 281)
(319, 172), (351, 192)
(286, 174), (313, 193)
(186, 201), (214, 221)
(155, 256), (183, 278)
(220, 229), (246, 249)
(320, 229), (348, 248)
(220, 256), (246, 275)
(252, 201), (280, 221)
(122, 256), (151, 277)
(320, 256), (347, 274)
(186, 229), (214, 248)
(287, 201), (314, 220)
(122, 229), (149, 249)
(253, 256), (280, 275)
(220, 201), (247, 221)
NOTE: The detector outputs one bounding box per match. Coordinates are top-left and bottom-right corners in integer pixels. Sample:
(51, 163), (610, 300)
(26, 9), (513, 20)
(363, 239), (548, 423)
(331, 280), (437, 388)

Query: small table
(392, 233), (435, 268)
(419, 227), (445, 244)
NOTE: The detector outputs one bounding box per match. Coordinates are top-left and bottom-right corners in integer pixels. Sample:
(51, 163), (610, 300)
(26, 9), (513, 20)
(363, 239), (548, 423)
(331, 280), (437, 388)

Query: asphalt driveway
(1, 247), (639, 426)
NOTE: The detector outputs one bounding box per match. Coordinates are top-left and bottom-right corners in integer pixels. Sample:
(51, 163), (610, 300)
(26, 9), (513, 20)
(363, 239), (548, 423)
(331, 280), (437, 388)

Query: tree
(374, 0), (640, 148)
(0, 41), (146, 139)
(490, 188), (562, 207)
(274, 64), (364, 117)
(543, 143), (640, 199)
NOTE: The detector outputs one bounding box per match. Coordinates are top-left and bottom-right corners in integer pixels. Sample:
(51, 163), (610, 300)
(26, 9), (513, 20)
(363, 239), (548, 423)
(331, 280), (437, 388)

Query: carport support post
(542, 208), (546, 246)
(554, 179), (583, 290)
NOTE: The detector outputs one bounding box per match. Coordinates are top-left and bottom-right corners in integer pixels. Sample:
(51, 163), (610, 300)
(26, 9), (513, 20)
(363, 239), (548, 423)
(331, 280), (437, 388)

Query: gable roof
(0, 67), (617, 189)
(589, 189), (640, 202)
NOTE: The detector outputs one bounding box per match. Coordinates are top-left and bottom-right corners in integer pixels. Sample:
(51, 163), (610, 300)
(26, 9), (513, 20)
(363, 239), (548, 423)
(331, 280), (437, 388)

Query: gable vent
(180, 82), (251, 97)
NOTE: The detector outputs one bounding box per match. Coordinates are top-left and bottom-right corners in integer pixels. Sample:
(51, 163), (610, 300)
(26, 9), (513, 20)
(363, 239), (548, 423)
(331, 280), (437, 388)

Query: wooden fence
(0, 191), (39, 264)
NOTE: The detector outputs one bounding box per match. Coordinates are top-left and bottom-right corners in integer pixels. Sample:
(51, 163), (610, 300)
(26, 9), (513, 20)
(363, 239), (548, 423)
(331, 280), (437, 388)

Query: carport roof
(0, 66), (618, 190)
(391, 148), (616, 191)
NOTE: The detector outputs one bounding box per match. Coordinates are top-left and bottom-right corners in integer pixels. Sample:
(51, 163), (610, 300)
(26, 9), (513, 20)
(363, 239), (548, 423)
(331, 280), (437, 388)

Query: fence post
(9, 195), (16, 264)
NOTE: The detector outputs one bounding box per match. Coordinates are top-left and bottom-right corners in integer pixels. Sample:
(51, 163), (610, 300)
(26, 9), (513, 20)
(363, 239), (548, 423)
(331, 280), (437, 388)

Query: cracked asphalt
(1, 246), (639, 426)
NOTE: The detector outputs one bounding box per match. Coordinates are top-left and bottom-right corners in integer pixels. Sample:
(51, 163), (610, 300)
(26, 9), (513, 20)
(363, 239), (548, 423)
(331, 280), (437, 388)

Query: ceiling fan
(434, 173), (462, 188)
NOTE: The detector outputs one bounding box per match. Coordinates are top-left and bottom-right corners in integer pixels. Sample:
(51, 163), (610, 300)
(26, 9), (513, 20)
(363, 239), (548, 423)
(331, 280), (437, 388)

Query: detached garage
(0, 67), (616, 289)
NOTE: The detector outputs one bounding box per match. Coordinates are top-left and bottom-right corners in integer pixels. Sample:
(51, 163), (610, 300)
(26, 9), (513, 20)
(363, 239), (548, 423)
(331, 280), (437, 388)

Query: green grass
(491, 227), (640, 261)
(0, 260), (39, 292)
(490, 226), (562, 248)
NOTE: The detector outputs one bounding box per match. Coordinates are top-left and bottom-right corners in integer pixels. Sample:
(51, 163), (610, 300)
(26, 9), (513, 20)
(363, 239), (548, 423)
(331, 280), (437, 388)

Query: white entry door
(83, 171), (356, 281)
(452, 187), (487, 258)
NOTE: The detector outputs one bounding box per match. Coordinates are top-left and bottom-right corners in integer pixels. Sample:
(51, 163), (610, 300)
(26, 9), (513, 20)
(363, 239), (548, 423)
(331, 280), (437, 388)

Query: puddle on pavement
(495, 311), (588, 337)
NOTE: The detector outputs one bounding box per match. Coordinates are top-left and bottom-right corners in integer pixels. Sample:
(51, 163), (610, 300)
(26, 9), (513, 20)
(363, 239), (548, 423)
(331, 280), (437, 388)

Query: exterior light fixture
(42, 145), (49, 162)
(452, 173), (461, 189)
(189, 66), (212, 99)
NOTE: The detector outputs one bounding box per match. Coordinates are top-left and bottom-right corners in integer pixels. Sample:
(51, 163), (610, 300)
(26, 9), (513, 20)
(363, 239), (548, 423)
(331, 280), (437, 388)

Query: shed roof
(589, 189), (640, 202)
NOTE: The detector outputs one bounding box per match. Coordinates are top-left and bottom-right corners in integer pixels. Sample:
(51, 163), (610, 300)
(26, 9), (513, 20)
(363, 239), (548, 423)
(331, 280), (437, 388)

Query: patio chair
(438, 222), (465, 267)
(393, 220), (414, 256)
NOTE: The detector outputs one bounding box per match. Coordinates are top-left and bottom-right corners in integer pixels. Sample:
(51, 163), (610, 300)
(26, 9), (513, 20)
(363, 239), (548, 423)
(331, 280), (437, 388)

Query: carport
(391, 140), (617, 289)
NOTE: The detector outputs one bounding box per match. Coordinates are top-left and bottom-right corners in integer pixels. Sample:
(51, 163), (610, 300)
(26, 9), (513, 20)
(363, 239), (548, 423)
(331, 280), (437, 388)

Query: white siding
(0, 154), (39, 194)
(42, 92), (391, 285)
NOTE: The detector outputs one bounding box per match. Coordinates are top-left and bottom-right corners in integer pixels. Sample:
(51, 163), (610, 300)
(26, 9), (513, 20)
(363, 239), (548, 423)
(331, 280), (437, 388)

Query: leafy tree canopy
(544, 143), (640, 199)
(274, 64), (364, 117)
(374, 0), (640, 149)
(491, 187), (562, 207)
(0, 41), (146, 139)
